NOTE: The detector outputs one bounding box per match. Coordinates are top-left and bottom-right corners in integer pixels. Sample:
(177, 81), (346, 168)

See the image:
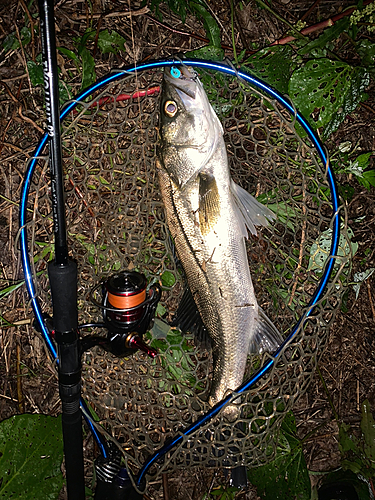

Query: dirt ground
(0, 0), (374, 499)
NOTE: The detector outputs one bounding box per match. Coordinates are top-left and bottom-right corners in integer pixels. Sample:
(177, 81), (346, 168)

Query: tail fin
(249, 307), (283, 354)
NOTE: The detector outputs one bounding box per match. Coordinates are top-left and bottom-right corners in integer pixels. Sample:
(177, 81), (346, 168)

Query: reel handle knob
(126, 334), (157, 358)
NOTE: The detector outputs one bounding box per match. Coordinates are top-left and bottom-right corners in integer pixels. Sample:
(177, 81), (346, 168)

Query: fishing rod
(37, 1), (85, 498)
(20, 54), (340, 497)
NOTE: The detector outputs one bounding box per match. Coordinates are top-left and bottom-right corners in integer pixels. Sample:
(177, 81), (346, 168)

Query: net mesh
(26, 68), (351, 477)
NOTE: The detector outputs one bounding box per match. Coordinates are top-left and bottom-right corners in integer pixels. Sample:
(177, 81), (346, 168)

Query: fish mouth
(164, 65), (198, 99)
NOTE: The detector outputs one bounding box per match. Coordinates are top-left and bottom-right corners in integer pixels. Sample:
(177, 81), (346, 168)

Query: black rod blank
(38, 1), (85, 499)
(38, 0), (68, 266)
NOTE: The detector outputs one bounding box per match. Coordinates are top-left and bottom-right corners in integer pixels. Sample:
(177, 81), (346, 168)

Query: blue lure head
(170, 66), (181, 79)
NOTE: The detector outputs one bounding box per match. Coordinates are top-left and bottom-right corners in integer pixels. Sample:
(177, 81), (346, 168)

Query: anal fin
(171, 286), (210, 347)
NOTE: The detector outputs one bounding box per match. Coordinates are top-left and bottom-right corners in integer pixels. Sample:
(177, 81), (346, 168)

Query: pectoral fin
(198, 173), (221, 235)
(231, 180), (275, 236)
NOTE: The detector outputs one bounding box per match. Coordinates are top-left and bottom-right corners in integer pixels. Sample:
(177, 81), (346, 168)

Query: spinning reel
(38, 270), (161, 360)
(89, 270), (161, 358)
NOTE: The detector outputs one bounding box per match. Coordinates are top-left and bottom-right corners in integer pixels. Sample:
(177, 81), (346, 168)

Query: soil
(0, 1), (374, 499)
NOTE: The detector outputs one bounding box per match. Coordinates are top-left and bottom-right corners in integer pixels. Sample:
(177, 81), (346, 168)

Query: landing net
(25, 66), (350, 477)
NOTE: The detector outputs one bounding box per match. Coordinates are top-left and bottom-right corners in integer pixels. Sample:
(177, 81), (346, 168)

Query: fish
(156, 65), (282, 420)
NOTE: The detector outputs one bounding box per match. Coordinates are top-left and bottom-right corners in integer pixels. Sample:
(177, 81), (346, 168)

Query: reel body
(90, 271), (161, 358)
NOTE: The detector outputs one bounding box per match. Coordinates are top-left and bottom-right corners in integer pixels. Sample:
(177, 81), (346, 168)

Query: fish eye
(164, 100), (178, 117)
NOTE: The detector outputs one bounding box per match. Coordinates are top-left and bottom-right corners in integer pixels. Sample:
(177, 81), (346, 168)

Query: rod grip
(48, 260), (78, 333)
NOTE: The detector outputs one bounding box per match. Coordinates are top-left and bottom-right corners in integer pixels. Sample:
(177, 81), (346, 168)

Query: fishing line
(20, 58), (340, 483)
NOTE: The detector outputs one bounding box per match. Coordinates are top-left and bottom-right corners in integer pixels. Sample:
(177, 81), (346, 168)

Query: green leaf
(190, 1), (221, 48)
(58, 80), (72, 106)
(248, 412), (311, 500)
(161, 270), (176, 288)
(339, 422), (360, 455)
(357, 39), (375, 71)
(0, 414), (64, 499)
(324, 66), (369, 138)
(80, 46), (96, 90)
(27, 60), (44, 86)
(338, 184), (355, 201)
(0, 280), (24, 299)
(298, 18), (350, 55)
(352, 268), (375, 299)
(244, 45), (294, 94)
(3, 33), (19, 52)
(97, 29), (126, 54)
(361, 399), (375, 464)
(20, 26), (31, 46)
(359, 169), (375, 190)
(288, 59), (369, 138)
(188, 44), (224, 61)
(58, 46), (80, 63)
(308, 225), (358, 272)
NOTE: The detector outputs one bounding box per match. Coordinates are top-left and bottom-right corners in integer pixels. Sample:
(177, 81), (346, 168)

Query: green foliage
(247, 412), (311, 500)
(308, 225), (358, 273)
(189, 1), (221, 49)
(0, 414), (64, 499)
(316, 469), (371, 500)
(96, 29), (126, 54)
(27, 54), (72, 106)
(244, 45), (294, 95)
(161, 270), (176, 288)
(148, 328), (202, 396)
(330, 144), (375, 196)
(298, 18), (350, 55)
(0, 280), (25, 299)
(189, 45), (224, 61)
(3, 26), (33, 52)
(338, 400), (375, 480)
(149, 0), (189, 23)
(357, 39), (375, 72)
(289, 59), (369, 139)
(202, 485), (239, 499)
(149, 0), (222, 53)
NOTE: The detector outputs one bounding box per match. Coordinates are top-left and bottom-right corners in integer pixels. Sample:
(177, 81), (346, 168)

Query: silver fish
(157, 66), (282, 420)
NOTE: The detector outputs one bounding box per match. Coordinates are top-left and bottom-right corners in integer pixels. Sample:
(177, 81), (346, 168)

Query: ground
(0, 0), (374, 499)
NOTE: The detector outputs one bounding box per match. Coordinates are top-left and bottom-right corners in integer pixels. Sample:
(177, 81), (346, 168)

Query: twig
(162, 473), (170, 500)
(19, 0), (35, 62)
(0, 80), (18, 103)
(274, 0), (375, 45)
(18, 105), (44, 134)
(16, 343), (25, 413)
(13, 23), (38, 109)
(360, 102), (375, 114)
(288, 197), (307, 307)
(301, 0), (322, 22)
(255, 0), (306, 39)
(71, 5), (149, 21)
(367, 279), (375, 321)
(317, 365), (340, 421)
(68, 177), (99, 223)
(370, 478), (375, 498)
